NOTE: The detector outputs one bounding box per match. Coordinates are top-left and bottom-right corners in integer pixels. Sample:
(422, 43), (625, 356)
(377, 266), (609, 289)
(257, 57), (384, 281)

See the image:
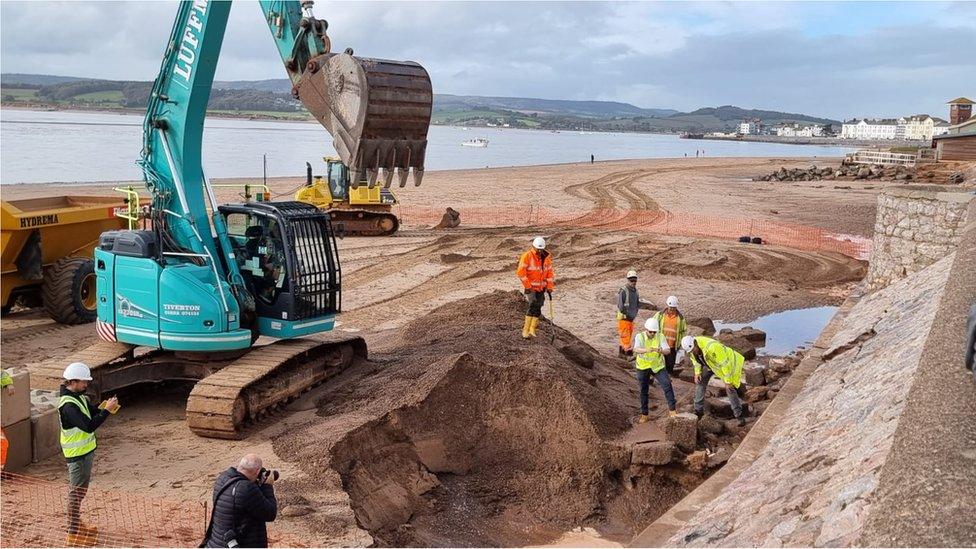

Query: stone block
(3, 417), (32, 472)
(707, 447), (732, 468)
(662, 412), (698, 452)
(698, 413), (724, 435)
(30, 406), (61, 463)
(632, 441), (676, 465)
(1, 369), (31, 428)
(744, 386), (769, 403)
(687, 317), (716, 336)
(716, 333), (757, 359)
(743, 364), (766, 386)
(737, 327), (767, 346)
(706, 397), (735, 419)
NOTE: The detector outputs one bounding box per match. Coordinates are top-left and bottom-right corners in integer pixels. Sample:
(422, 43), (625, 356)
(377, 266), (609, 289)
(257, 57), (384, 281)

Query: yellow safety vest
(58, 395), (97, 458)
(690, 336), (745, 388)
(634, 331), (668, 372)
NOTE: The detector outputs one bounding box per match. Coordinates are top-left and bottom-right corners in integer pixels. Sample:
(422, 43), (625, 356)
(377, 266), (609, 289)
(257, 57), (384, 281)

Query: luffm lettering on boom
(172, 0), (209, 83)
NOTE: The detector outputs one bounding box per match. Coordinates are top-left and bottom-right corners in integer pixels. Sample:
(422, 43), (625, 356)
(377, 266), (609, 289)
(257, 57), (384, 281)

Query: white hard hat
(626, 270), (638, 279)
(644, 317), (659, 331)
(63, 362), (93, 381)
(681, 335), (696, 352)
(666, 295), (679, 308)
(532, 236), (546, 249)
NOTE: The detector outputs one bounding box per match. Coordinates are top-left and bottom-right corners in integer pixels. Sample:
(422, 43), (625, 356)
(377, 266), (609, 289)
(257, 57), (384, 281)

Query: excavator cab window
(327, 162), (349, 201)
(225, 214), (288, 306)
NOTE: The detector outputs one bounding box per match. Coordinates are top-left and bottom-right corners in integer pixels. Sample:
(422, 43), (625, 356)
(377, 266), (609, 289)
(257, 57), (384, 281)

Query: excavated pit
(323, 292), (720, 546)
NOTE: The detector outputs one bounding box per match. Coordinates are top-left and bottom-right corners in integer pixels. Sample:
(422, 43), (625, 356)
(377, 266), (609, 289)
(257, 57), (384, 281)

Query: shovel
(548, 292), (556, 343)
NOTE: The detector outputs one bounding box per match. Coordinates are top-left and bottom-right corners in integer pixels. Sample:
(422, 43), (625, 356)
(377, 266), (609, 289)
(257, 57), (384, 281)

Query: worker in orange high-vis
(616, 271), (640, 358)
(652, 296), (687, 374)
(516, 236), (554, 339)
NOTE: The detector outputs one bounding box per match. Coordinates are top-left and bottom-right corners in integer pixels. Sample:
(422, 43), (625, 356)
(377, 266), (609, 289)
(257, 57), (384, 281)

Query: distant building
(947, 97), (974, 125)
(933, 97), (976, 161)
(898, 115), (951, 141)
(776, 123), (826, 138)
(841, 119), (900, 140)
(738, 118), (763, 135)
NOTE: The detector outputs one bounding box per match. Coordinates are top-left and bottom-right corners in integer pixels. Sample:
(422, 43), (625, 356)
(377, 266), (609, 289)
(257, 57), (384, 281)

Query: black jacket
(58, 385), (109, 462)
(205, 467), (277, 548)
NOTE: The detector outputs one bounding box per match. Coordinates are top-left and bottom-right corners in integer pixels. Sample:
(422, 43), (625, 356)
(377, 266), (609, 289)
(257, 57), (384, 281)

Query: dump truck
(1, 195), (140, 323)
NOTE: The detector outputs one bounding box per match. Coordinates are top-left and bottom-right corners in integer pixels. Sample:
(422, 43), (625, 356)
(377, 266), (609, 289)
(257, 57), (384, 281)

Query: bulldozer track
(186, 335), (366, 439)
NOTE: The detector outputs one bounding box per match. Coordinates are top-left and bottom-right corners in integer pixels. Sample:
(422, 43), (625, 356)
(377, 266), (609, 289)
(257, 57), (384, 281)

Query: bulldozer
(33, 0), (432, 440)
(295, 158), (401, 236)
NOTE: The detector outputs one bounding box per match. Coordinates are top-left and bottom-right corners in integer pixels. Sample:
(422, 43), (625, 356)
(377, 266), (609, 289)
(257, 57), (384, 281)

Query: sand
(1, 157), (883, 546)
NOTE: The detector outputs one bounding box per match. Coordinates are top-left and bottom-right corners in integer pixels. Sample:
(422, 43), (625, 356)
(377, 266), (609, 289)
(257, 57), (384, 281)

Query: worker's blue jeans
(637, 368), (676, 415)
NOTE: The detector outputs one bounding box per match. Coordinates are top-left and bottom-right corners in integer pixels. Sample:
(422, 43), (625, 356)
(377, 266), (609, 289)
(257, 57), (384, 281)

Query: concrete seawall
(632, 188), (975, 547)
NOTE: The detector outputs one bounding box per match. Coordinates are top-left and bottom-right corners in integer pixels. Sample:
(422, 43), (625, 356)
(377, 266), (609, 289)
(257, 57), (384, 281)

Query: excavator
(34, 0), (432, 439)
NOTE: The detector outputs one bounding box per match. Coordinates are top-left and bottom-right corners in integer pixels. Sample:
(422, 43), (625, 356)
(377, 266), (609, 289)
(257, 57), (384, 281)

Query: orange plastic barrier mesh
(0, 472), (305, 548)
(397, 205), (871, 259)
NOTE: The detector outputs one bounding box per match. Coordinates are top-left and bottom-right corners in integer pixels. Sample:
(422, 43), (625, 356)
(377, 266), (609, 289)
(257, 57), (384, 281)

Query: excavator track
(329, 208), (400, 237)
(186, 335), (366, 439)
(31, 336), (366, 440)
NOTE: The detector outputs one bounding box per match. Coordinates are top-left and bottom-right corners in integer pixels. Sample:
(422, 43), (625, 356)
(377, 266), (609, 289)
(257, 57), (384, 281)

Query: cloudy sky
(2, 1), (974, 120)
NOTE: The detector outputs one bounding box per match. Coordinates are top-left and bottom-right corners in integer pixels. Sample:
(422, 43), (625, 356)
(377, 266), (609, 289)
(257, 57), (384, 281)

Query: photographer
(203, 454), (278, 548)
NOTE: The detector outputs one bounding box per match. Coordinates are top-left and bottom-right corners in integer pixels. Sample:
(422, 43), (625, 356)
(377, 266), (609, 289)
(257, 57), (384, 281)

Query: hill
(1, 72), (839, 132)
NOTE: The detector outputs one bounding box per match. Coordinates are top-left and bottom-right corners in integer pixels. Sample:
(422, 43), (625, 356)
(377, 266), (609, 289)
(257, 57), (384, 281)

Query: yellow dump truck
(1, 195), (140, 323)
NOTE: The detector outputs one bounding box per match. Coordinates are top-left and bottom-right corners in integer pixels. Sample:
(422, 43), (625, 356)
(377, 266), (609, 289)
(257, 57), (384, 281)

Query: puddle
(715, 306), (838, 356)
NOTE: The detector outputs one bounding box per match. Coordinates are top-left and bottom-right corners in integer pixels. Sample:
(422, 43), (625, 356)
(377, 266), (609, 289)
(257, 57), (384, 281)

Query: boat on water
(461, 138), (489, 148)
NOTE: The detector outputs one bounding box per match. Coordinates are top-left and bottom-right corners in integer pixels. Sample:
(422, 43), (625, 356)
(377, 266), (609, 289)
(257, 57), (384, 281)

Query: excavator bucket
(297, 53), (432, 189)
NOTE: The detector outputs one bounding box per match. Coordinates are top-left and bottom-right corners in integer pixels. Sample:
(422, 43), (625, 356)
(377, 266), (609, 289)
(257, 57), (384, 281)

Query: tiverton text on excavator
(33, 0), (433, 439)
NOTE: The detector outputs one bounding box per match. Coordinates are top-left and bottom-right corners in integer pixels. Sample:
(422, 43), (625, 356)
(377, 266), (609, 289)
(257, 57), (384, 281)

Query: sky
(1, 1), (974, 120)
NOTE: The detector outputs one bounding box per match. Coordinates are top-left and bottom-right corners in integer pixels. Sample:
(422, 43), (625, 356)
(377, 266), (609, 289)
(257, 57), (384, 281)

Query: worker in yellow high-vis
(633, 317), (677, 423)
(682, 336), (746, 426)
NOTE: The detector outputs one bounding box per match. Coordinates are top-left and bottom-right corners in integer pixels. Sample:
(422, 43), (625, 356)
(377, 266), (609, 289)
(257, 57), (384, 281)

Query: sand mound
(321, 291), (686, 546)
(271, 292), (716, 546)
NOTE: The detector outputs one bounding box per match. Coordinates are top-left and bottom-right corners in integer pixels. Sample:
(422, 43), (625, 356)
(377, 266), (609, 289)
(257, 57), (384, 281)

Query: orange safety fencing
(0, 472), (305, 548)
(396, 205), (872, 259)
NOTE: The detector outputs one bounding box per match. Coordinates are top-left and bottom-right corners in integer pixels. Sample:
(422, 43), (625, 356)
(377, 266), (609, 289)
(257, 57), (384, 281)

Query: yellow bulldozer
(295, 158), (401, 236)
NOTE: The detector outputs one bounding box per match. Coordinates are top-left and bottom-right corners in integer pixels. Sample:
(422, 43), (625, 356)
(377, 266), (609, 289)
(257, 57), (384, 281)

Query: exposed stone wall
(664, 254), (955, 547)
(864, 185), (972, 290)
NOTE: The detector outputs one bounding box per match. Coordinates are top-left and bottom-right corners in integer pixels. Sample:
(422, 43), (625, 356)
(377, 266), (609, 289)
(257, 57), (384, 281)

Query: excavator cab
(220, 201), (342, 339)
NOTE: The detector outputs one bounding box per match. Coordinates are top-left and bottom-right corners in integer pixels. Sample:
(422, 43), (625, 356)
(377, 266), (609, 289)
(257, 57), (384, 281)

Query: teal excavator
(35, 0), (432, 439)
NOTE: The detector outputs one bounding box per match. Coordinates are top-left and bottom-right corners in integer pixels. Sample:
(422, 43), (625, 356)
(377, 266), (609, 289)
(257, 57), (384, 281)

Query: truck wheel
(42, 258), (97, 325)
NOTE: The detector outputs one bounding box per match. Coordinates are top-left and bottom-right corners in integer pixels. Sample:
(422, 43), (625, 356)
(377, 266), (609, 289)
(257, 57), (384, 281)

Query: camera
(258, 467), (279, 484)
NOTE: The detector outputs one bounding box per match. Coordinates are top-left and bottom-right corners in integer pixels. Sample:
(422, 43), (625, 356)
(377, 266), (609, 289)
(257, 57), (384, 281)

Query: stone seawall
(863, 185), (972, 290)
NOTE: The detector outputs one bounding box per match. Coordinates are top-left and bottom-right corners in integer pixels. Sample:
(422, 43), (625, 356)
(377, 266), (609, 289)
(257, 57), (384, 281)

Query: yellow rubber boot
(522, 316), (532, 339)
(528, 316), (539, 338)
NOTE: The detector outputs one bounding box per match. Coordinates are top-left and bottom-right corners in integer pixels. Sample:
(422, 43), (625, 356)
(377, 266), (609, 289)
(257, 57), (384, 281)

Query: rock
(737, 327), (767, 345)
(743, 364), (766, 386)
(715, 333), (757, 360)
(834, 170), (845, 177)
(770, 358), (792, 373)
(706, 397), (735, 419)
(751, 400), (770, 416)
(744, 386), (769, 403)
(707, 447), (732, 468)
(434, 207), (461, 229)
(632, 441), (676, 465)
(894, 173), (908, 181)
(856, 167), (871, 179)
(698, 413), (724, 435)
(764, 367), (783, 383)
(662, 412), (698, 452)
(685, 450), (709, 472)
(687, 317), (716, 336)
(280, 504), (315, 517)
